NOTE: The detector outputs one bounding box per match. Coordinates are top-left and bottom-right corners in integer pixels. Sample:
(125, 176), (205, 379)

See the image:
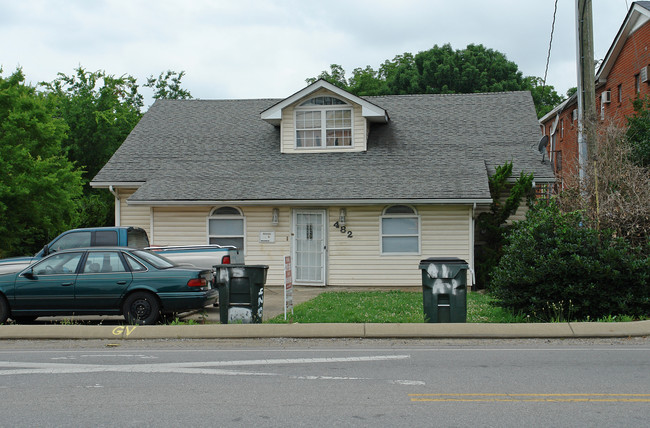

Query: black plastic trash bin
(213, 264), (269, 324)
(418, 257), (469, 323)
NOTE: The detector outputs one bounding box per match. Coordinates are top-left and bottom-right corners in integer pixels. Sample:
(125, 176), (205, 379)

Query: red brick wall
(540, 20), (650, 187)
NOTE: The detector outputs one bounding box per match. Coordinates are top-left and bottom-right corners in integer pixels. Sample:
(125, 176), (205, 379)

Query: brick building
(540, 1), (650, 188)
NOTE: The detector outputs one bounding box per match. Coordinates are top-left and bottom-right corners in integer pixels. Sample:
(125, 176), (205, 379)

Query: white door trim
(292, 209), (327, 286)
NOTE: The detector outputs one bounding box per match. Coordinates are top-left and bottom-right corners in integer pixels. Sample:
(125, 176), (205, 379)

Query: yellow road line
(409, 393), (650, 397)
(409, 393), (650, 403)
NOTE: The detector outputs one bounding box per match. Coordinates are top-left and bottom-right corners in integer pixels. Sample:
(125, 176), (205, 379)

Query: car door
(13, 252), (83, 312)
(74, 250), (133, 311)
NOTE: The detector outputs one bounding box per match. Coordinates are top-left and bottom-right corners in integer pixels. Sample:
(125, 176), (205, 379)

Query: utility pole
(576, 0), (597, 182)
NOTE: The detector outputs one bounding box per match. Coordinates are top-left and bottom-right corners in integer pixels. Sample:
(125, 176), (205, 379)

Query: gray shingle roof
(91, 91), (553, 204)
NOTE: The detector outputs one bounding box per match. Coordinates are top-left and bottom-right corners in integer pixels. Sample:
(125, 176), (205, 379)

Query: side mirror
(42, 244), (49, 257)
(22, 268), (34, 279)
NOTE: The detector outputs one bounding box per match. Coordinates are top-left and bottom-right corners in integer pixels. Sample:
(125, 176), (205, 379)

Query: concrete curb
(1, 320), (648, 340)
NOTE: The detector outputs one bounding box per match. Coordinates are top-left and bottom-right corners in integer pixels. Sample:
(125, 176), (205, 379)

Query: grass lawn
(266, 290), (526, 324)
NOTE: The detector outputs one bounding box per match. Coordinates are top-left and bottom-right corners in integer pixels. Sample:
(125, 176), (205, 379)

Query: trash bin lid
(419, 257), (467, 265)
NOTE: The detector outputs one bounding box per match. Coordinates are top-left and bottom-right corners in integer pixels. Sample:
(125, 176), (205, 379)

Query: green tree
(144, 70), (193, 100)
(625, 95), (650, 167)
(476, 162), (535, 288)
(415, 44), (526, 94)
(41, 67), (145, 227)
(305, 64), (348, 89)
(306, 44), (556, 113)
(381, 53), (420, 94)
(524, 76), (564, 118)
(0, 69), (84, 256)
(348, 66), (388, 96)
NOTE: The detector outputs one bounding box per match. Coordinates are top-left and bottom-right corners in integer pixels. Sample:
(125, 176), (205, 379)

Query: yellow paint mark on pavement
(409, 393), (650, 403)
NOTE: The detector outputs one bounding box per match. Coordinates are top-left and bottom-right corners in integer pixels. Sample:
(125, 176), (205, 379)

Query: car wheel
(12, 316), (37, 324)
(0, 297), (8, 324)
(122, 292), (160, 325)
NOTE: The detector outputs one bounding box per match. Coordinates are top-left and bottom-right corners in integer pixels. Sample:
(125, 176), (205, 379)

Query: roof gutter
(123, 198), (494, 207)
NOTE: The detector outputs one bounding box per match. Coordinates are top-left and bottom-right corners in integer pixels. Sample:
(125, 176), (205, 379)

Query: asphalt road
(0, 338), (648, 427)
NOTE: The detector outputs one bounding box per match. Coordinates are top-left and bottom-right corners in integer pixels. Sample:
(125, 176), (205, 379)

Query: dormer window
(295, 96), (352, 148)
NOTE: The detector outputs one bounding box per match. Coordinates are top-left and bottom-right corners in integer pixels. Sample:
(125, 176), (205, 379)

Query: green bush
(490, 201), (650, 321)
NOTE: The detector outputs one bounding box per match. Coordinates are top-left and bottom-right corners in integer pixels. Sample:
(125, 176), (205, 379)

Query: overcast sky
(0, 0), (635, 107)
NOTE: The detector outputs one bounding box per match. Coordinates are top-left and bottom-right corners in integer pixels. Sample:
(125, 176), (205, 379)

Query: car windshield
(131, 250), (176, 269)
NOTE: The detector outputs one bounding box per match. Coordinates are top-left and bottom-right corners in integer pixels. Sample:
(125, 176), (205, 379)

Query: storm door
(293, 210), (326, 286)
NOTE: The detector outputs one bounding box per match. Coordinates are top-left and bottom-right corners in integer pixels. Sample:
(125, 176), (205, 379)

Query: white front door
(293, 209), (326, 286)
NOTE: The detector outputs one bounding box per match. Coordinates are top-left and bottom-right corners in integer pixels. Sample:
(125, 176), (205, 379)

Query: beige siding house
(92, 80), (554, 288)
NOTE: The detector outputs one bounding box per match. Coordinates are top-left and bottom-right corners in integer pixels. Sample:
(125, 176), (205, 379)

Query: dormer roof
(260, 79), (389, 125)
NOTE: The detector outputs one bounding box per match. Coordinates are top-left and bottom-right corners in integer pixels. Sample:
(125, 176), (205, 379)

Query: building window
(618, 84), (622, 103)
(560, 118), (564, 139)
(295, 96), (352, 148)
(552, 150), (562, 172)
(635, 74), (640, 94)
(208, 207), (245, 252)
(381, 205), (420, 254)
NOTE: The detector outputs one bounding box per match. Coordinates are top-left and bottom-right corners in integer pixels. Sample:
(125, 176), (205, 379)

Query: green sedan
(0, 247), (217, 325)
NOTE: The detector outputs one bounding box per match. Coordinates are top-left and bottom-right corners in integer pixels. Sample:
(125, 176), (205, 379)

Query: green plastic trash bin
(213, 264), (269, 324)
(418, 257), (468, 323)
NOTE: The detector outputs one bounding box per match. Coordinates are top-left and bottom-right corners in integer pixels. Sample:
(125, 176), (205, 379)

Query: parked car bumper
(158, 289), (218, 312)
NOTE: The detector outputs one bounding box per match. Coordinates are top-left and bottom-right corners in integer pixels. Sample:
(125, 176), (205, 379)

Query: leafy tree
(476, 162), (535, 288)
(524, 76), (564, 118)
(306, 64), (348, 89)
(381, 53), (421, 94)
(144, 70), (193, 100)
(0, 69), (84, 256)
(490, 201), (650, 321)
(415, 44), (525, 94)
(347, 66), (388, 96)
(41, 67), (145, 227)
(306, 44), (561, 114)
(625, 95), (650, 167)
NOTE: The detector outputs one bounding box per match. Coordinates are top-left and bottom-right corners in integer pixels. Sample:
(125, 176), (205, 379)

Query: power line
(543, 0), (560, 86)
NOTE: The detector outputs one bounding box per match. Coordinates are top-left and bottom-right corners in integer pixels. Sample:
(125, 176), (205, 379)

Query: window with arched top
(381, 205), (420, 254)
(295, 96), (352, 148)
(208, 207), (245, 251)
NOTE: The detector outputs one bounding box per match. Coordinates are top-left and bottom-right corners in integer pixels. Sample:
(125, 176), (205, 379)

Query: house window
(560, 119), (564, 139)
(208, 207), (245, 252)
(552, 150), (562, 172)
(635, 74), (640, 94)
(618, 84), (622, 103)
(381, 205), (420, 254)
(295, 96), (352, 148)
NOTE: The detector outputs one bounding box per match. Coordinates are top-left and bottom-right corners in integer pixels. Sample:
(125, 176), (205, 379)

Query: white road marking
(0, 355), (418, 384)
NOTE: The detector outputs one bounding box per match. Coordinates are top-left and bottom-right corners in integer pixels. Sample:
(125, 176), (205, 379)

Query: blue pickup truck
(0, 226), (243, 274)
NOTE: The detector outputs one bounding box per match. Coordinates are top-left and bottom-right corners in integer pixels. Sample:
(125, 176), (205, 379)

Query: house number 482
(333, 222), (353, 238)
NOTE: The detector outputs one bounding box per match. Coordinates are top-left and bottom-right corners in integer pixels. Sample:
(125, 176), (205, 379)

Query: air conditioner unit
(601, 91), (611, 104)
(641, 66), (650, 83)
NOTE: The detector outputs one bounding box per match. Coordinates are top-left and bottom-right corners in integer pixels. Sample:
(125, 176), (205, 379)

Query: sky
(0, 0), (636, 107)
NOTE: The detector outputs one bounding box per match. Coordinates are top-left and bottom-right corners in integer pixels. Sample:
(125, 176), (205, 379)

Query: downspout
(469, 203), (477, 291)
(109, 186), (120, 226)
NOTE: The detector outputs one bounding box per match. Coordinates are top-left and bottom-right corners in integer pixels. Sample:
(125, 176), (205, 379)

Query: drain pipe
(109, 185), (120, 226)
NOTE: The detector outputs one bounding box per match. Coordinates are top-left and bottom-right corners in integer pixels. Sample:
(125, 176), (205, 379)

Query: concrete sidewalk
(0, 286), (648, 340)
